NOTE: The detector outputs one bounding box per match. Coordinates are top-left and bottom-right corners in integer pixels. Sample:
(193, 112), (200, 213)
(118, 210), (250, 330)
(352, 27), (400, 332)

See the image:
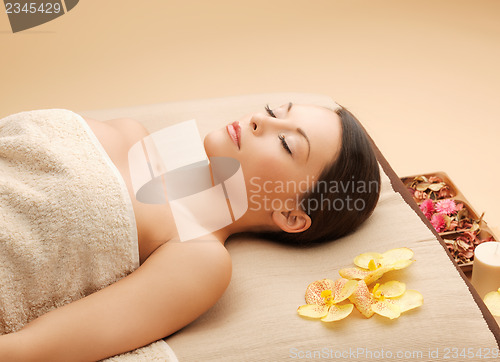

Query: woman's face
(204, 103), (342, 227)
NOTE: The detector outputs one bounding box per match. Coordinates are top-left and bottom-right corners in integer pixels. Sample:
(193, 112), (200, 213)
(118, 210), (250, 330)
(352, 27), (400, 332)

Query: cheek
(242, 152), (296, 198)
(244, 151), (288, 180)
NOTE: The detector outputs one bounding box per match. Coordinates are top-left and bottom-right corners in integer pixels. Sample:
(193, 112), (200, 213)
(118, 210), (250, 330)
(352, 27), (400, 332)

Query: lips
(226, 121), (241, 149)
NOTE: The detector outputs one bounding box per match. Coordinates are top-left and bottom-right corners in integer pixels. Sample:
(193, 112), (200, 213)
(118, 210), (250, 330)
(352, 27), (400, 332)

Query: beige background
(1, 0), (499, 236)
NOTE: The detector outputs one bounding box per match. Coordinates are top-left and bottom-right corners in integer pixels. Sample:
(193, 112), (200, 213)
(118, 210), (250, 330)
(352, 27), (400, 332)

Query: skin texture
(0, 104), (342, 361)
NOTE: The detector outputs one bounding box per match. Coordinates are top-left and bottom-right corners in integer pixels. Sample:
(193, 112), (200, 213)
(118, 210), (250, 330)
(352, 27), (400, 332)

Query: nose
(249, 113), (287, 136)
(249, 115), (262, 135)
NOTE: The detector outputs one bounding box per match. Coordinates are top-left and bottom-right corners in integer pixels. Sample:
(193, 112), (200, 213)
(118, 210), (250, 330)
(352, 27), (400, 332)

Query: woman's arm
(6, 239), (231, 361)
(0, 333), (30, 360)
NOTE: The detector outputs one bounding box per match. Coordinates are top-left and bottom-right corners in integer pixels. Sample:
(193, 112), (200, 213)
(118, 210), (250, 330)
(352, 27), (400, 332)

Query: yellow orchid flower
(350, 280), (423, 319)
(297, 278), (358, 322)
(339, 247), (415, 285)
(349, 280), (376, 318)
(483, 288), (500, 316)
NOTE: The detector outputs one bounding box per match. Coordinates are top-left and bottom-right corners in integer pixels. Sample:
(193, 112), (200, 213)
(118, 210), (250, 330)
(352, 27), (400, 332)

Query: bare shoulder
(104, 117), (150, 141)
(136, 239), (232, 312)
(81, 116), (150, 146)
(145, 239), (232, 289)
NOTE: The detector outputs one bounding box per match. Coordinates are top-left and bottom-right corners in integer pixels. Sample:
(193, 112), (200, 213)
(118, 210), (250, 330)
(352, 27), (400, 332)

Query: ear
(271, 209), (311, 233)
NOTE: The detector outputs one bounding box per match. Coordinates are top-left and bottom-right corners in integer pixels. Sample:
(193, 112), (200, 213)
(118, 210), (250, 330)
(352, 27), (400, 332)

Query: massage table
(80, 92), (500, 361)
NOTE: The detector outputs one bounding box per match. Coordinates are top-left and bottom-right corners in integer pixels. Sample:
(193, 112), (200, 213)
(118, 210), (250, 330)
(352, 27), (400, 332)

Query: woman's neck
(210, 211), (263, 245)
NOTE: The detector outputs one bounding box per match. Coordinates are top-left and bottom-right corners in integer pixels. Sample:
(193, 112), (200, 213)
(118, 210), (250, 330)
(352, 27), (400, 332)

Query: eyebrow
(286, 103), (311, 161)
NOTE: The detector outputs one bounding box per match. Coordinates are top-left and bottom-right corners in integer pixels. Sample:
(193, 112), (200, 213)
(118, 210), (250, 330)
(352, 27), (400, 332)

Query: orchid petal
(339, 267), (371, 280)
(321, 304), (354, 322)
(340, 265), (395, 285)
(483, 289), (500, 317)
(363, 265), (394, 286)
(377, 281), (406, 298)
(297, 304), (329, 319)
(371, 299), (401, 319)
(392, 259), (415, 270)
(349, 280), (375, 318)
(333, 279), (358, 303)
(354, 252), (383, 269)
(393, 290), (424, 313)
(305, 279), (335, 305)
(381, 247), (414, 266)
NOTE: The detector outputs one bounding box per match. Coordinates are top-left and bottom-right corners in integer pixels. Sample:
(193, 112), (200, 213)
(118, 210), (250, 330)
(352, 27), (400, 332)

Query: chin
(203, 128), (233, 158)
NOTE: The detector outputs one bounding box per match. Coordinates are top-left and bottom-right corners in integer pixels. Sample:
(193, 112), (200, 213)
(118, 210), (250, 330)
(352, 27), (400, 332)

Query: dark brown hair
(253, 105), (381, 247)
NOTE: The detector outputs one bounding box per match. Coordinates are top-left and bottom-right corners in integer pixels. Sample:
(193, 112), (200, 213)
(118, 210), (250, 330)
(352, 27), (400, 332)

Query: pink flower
(435, 199), (457, 215)
(419, 199), (434, 220)
(431, 213), (447, 233)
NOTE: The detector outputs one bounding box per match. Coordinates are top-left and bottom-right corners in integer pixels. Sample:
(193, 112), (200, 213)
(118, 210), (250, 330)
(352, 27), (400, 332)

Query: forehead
(288, 104), (339, 121)
(289, 104), (342, 170)
(287, 104), (342, 141)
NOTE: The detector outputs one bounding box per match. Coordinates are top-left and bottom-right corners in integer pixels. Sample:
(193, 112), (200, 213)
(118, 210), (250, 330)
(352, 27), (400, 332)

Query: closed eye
(265, 104), (292, 156)
(265, 104), (276, 118)
(278, 134), (292, 155)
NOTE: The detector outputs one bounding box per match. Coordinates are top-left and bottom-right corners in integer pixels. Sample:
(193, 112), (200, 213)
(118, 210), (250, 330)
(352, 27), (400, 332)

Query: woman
(0, 102), (380, 361)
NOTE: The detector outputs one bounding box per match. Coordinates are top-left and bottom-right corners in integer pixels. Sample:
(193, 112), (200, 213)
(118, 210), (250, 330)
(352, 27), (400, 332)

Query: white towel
(0, 109), (175, 361)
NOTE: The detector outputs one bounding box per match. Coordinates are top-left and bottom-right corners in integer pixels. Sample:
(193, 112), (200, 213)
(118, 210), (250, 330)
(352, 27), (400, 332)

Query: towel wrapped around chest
(0, 109), (139, 334)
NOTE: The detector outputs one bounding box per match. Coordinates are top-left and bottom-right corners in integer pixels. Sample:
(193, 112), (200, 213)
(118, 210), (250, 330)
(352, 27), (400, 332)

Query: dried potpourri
(405, 175), (455, 203)
(443, 231), (495, 265)
(419, 198), (483, 234)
